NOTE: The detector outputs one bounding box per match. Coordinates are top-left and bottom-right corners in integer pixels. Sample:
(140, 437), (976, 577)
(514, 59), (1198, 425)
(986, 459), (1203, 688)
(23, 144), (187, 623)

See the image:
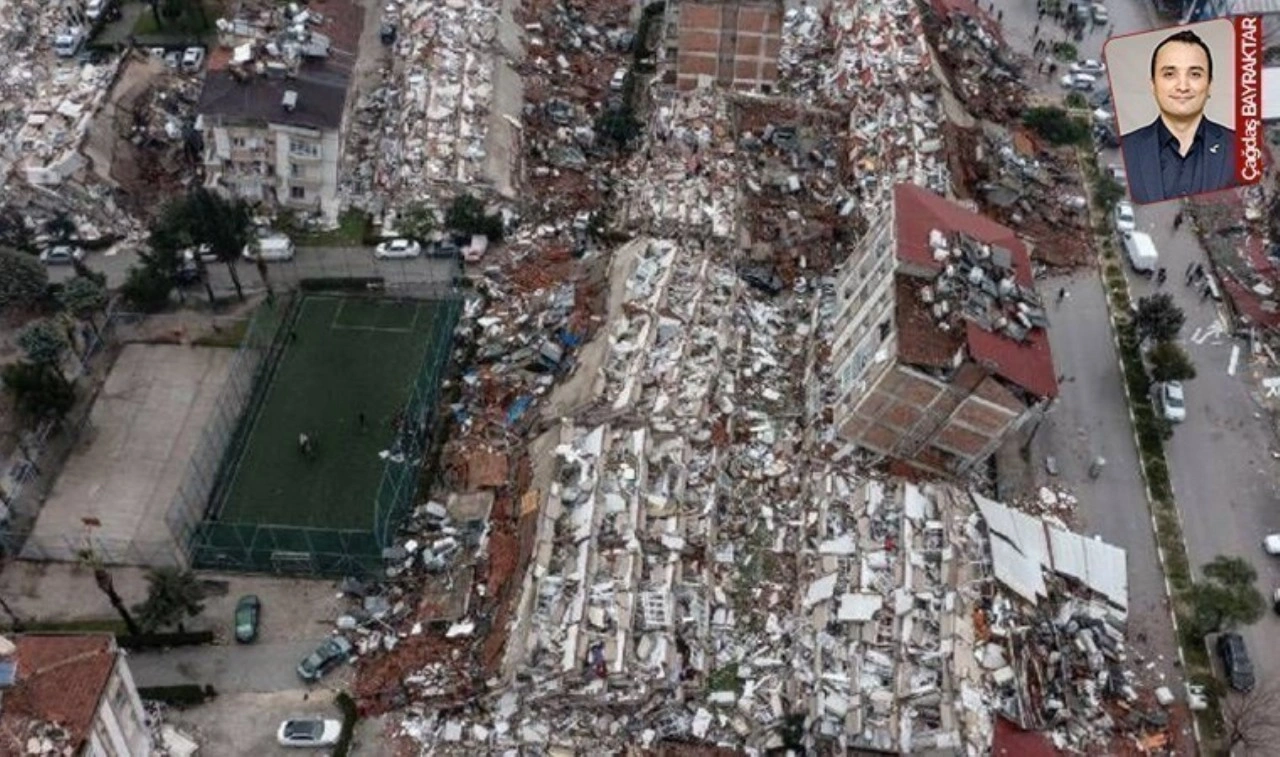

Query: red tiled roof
(893, 183), (1033, 287)
(966, 321), (1059, 399)
(893, 183), (1057, 399)
(0, 635), (117, 751)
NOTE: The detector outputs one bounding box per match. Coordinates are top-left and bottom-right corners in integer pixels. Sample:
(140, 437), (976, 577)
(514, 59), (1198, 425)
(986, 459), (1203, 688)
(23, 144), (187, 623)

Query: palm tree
(133, 567), (205, 632)
(77, 548), (142, 636)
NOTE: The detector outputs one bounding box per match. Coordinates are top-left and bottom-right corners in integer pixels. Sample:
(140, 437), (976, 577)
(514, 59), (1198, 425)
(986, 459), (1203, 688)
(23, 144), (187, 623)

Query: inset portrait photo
(1104, 17), (1265, 205)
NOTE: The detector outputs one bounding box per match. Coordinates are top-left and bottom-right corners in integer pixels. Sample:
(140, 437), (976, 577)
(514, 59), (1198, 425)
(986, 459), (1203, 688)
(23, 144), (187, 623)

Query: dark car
(1217, 632), (1256, 693)
(1093, 124), (1120, 150)
(234, 594), (260, 643)
(297, 636), (353, 682)
(740, 266), (784, 296)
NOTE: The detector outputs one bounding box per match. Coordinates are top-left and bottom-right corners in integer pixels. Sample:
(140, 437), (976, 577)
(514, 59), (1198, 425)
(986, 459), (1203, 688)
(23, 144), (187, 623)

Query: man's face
(1151, 41), (1211, 121)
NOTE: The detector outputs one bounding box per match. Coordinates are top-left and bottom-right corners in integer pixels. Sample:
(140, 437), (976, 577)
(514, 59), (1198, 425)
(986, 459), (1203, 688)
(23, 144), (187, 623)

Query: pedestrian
(1038, 7), (1045, 19)
(1184, 262), (1195, 285)
(1156, 267), (1167, 285)
(1173, 210), (1184, 230)
(1034, 23), (1040, 35)
(997, 9), (1003, 21)
(358, 411), (367, 431)
(1200, 282), (1210, 301)
(1107, 23), (1114, 36)
(1194, 263), (1205, 281)
(1057, 287), (1067, 303)
(1037, 60), (1044, 73)
(1049, 62), (1058, 75)
(290, 330), (298, 342)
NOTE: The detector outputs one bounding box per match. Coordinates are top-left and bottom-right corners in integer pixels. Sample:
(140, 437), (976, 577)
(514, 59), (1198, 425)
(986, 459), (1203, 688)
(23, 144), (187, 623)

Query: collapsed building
(831, 183), (1058, 477)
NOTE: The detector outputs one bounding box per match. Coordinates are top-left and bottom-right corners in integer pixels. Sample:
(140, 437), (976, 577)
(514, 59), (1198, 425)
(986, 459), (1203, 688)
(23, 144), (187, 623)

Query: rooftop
(892, 183), (1058, 399)
(0, 634), (117, 751)
(197, 59), (352, 131)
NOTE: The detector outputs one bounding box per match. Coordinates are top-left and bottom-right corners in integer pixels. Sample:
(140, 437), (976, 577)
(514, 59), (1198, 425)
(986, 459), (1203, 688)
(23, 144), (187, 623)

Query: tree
(1, 363), (75, 422)
(1188, 555), (1264, 637)
(1135, 293), (1186, 343)
(1022, 106), (1090, 146)
(1092, 174), (1125, 214)
(446, 194), (505, 242)
(396, 202), (438, 244)
(0, 206), (35, 253)
(120, 265), (174, 313)
(58, 276), (109, 337)
(184, 188), (253, 302)
(1222, 680), (1280, 753)
(43, 213), (76, 244)
(132, 567), (205, 632)
(76, 548), (142, 636)
(0, 248), (49, 311)
(596, 105), (642, 149)
(1148, 340), (1197, 382)
(17, 320), (69, 380)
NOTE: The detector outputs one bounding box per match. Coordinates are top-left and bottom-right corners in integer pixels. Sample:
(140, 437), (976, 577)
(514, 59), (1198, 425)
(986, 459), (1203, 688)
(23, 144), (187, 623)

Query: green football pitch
(218, 294), (446, 530)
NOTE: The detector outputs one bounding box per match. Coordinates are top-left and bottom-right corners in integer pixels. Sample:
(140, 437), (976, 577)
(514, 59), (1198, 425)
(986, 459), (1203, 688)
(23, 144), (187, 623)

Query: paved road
(1003, 0), (1280, 693)
(128, 638), (340, 694)
(50, 246), (459, 294)
(998, 0), (1186, 688)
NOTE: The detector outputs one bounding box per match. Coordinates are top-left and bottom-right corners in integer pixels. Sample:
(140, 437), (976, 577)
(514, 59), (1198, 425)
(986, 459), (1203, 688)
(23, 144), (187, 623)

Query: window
(290, 186), (306, 200)
(231, 136), (246, 148)
(289, 139), (320, 158)
(878, 318), (892, 342)
(290, 163), (303, 178)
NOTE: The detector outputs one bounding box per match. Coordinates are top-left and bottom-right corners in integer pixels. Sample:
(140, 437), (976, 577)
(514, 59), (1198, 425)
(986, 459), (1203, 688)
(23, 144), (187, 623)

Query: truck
(1122, 231), (1159, 274)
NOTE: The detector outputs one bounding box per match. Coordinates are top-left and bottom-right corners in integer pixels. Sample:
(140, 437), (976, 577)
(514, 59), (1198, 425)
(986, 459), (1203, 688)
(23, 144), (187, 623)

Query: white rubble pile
(346, 0), (499, 206)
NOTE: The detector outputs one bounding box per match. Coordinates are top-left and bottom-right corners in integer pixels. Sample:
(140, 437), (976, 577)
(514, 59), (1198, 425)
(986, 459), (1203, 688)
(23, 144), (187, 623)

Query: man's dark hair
(1150, 30), (1214, 81)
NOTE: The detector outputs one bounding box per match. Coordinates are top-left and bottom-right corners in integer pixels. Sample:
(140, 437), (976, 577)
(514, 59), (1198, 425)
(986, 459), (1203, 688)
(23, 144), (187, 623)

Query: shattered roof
(893, 183), (1032, 287)
(891, 184), (1057, 399)
(965, 321), (1058, 399)
(197, 60), (352, 131)
(0, 634), (117, 751)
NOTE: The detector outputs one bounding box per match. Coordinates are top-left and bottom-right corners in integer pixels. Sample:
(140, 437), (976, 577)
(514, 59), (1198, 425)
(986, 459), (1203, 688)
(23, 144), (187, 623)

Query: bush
(1065, 92), (1087, 109)
(1053, 42), (1078, 61)
(117, 630), (215, 650)
(138, 684), (217, 707)
(120, 265), (173, 313)
(334, 692), (359, 757)
(1022, 107), (1090, 146)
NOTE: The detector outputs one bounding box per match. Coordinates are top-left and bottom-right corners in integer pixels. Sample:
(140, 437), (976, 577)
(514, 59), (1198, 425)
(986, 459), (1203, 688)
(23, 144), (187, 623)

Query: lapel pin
(1209, 144), (1220, 154)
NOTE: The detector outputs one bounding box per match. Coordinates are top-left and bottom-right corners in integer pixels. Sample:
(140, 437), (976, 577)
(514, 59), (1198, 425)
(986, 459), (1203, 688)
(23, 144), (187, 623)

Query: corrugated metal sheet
(990, 535), (1047, 604)
(1048, 526), (1128, 610)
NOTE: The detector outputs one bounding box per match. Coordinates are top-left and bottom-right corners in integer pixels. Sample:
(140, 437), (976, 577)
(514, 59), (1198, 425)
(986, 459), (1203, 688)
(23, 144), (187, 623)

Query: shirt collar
(1155, 116), (1206, 151)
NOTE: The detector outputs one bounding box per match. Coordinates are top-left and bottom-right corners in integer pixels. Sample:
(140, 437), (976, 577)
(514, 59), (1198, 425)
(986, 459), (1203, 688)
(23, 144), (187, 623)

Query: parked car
(1071, 59), (1107, 76)
(181, 47), (206, 73)
(183, 244), (217, 264)
(1264, 533), (1280, 555)
(1107, 163), (1127, 184)
(374, 238), (422, 260)
(1272, 588), (1280, 615)
(1158, 381), (1186, 423)
(610, 67), (628, 92)
(1060, 72), (1097, 91)
(1093, 123), (1120, 149)
(1217, 632), (1256, 693)
(296, 636), (352, 681)
(1089, 87), (1112, 109)
(1091, 3), (1109, 24)
(1092, 107), (1114, 124)
(1113, 201), (1136, 233)
(234, 595), (260, 643)
(39, 245), (85, 264)
(277, 717), (341, 747)
(243, 235), (295, 261)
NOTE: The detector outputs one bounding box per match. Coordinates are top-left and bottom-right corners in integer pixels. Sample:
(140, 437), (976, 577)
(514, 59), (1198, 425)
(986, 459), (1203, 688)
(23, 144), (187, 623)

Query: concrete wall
(86, 653), (151, 757)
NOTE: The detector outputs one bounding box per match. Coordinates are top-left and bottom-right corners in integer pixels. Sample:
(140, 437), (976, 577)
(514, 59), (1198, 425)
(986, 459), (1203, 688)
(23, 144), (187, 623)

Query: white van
(52, 27), (86, 58)
(242, 235), (295, 261)
(1123, 231), (1159, 273)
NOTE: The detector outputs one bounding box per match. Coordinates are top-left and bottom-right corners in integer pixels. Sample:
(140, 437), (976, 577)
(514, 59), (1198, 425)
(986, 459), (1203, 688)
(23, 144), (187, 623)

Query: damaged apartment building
(663, 0), (784, 93)
(194, 5), (356, 223)
(830, 183), (1058, 477)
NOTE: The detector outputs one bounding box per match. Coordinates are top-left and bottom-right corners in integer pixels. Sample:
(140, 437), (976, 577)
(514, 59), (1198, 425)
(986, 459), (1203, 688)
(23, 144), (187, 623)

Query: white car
(610, 68), (628, 92)
(1160, 381), (1186, 423)
(1114, 201), (1136, 233)
(1108, 163), (1128, 184)
(1092, 107), (1114, 123)
(374, 238), (422, 260)
(1071, 59), (1107, 76)
(276, 718), (341, 748)
(1060, 73), (1097, 91)
(39, 245), (85, 264)
(181, 47), (205, 73)
(1265, 534), (1280, 555)
(242, 235), (295, 261)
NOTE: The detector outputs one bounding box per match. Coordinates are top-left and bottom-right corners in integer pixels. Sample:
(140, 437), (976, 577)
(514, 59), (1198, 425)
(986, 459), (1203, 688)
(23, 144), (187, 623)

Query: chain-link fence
(180, 284), (463, 576)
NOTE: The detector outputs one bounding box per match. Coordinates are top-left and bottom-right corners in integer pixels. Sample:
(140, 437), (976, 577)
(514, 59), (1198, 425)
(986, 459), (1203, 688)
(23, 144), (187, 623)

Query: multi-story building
(0, 634), (151, 756)
(831, 183), (1058, 476)
(196, 56), (350, 223)
(662, 0), (784, 93)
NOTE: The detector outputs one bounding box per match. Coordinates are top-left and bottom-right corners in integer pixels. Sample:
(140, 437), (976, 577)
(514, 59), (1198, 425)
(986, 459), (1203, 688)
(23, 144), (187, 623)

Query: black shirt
(1156, 117), (1215, 200)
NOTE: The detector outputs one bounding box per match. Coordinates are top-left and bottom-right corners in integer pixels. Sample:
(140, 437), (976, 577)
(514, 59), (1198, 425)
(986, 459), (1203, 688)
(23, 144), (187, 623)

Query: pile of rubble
(344, 0), (504, 210)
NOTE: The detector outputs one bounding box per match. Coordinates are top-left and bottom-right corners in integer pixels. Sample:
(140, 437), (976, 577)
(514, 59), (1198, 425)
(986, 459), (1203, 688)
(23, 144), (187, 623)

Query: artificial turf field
(218, 294), (445, 530)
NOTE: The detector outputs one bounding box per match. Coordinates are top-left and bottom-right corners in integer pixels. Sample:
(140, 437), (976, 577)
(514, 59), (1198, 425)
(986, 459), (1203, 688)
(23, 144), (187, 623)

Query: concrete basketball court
(23, 344), (234, 564)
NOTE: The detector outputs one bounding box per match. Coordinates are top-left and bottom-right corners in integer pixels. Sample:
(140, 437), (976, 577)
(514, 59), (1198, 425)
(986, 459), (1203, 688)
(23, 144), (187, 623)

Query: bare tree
(1222, 680), (1280, 754)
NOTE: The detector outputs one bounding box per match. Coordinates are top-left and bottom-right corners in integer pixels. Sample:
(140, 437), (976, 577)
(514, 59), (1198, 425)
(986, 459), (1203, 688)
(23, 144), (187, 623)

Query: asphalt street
(48, 245), (459, 295)
(128, 638), (340, 694)
(1000, 0), (1280, 693)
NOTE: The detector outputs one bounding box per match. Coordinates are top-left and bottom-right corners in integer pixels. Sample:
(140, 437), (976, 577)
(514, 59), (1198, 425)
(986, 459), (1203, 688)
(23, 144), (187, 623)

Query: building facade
(831, 184), (1058, 476)
(663, 0), (784, 93)
(0, 634), (151, 756)
(196, 60), (349, 224)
